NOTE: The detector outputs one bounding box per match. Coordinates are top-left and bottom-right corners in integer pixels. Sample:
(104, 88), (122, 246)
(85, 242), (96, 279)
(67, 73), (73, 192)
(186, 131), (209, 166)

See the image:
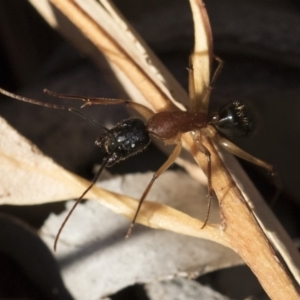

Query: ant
(0, 60), (279, 251)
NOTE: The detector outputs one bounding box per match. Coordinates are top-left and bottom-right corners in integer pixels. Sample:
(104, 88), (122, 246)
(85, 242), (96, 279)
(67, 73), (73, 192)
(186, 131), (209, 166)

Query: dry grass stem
(2, 0), (298, 298)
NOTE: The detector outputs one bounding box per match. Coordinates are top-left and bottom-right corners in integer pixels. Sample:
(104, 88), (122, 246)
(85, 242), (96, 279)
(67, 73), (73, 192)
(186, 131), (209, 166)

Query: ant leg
(211, 56), (224, 86)
(125, 141), (182, 238)
(44, 89), (125, 105)
(188, 57), (196, 111)
(44, 89), (155, 120)
(54, 148), (116, 251)
(214, 133), (282, 203)
(194, 137), (213, 229)
(215, 133), (275, 174)
(69, 110), (109, 130)
(188, 54), (224, 113)
(200, 56), (224, 113)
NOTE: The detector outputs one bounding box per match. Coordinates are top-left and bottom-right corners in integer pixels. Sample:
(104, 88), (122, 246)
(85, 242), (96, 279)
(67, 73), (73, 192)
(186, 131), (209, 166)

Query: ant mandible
(0, 60), (278, 251)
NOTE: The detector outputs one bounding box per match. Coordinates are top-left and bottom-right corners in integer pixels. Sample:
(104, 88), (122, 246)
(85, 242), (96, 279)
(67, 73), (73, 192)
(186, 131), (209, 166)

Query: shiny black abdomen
(96, 118), (150, 167)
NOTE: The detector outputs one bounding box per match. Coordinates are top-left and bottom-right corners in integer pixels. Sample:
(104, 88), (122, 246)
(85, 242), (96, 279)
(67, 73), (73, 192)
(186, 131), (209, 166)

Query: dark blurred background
(0, 0), (299, 299)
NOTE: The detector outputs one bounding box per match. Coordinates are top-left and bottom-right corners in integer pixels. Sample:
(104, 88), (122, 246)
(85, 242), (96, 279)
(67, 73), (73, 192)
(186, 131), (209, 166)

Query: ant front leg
(126, 141), (182, 238)
(214, 132), (282, 204)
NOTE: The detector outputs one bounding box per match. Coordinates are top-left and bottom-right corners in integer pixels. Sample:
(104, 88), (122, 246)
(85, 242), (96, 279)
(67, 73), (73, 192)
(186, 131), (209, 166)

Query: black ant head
(96, 118), (151, 167)
(209, 101), (253, 137)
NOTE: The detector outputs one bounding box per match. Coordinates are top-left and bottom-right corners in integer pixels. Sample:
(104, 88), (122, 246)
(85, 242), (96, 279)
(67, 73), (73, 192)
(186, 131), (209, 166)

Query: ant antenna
(54, 148), (116, 251)
(0, 87), (109, 132)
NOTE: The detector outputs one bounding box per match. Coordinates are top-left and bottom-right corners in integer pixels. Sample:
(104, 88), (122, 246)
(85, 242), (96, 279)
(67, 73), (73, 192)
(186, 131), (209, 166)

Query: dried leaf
(145, 277), (231, 300)
(0, 117), (83, 204)
(41, 172), (241, 299)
